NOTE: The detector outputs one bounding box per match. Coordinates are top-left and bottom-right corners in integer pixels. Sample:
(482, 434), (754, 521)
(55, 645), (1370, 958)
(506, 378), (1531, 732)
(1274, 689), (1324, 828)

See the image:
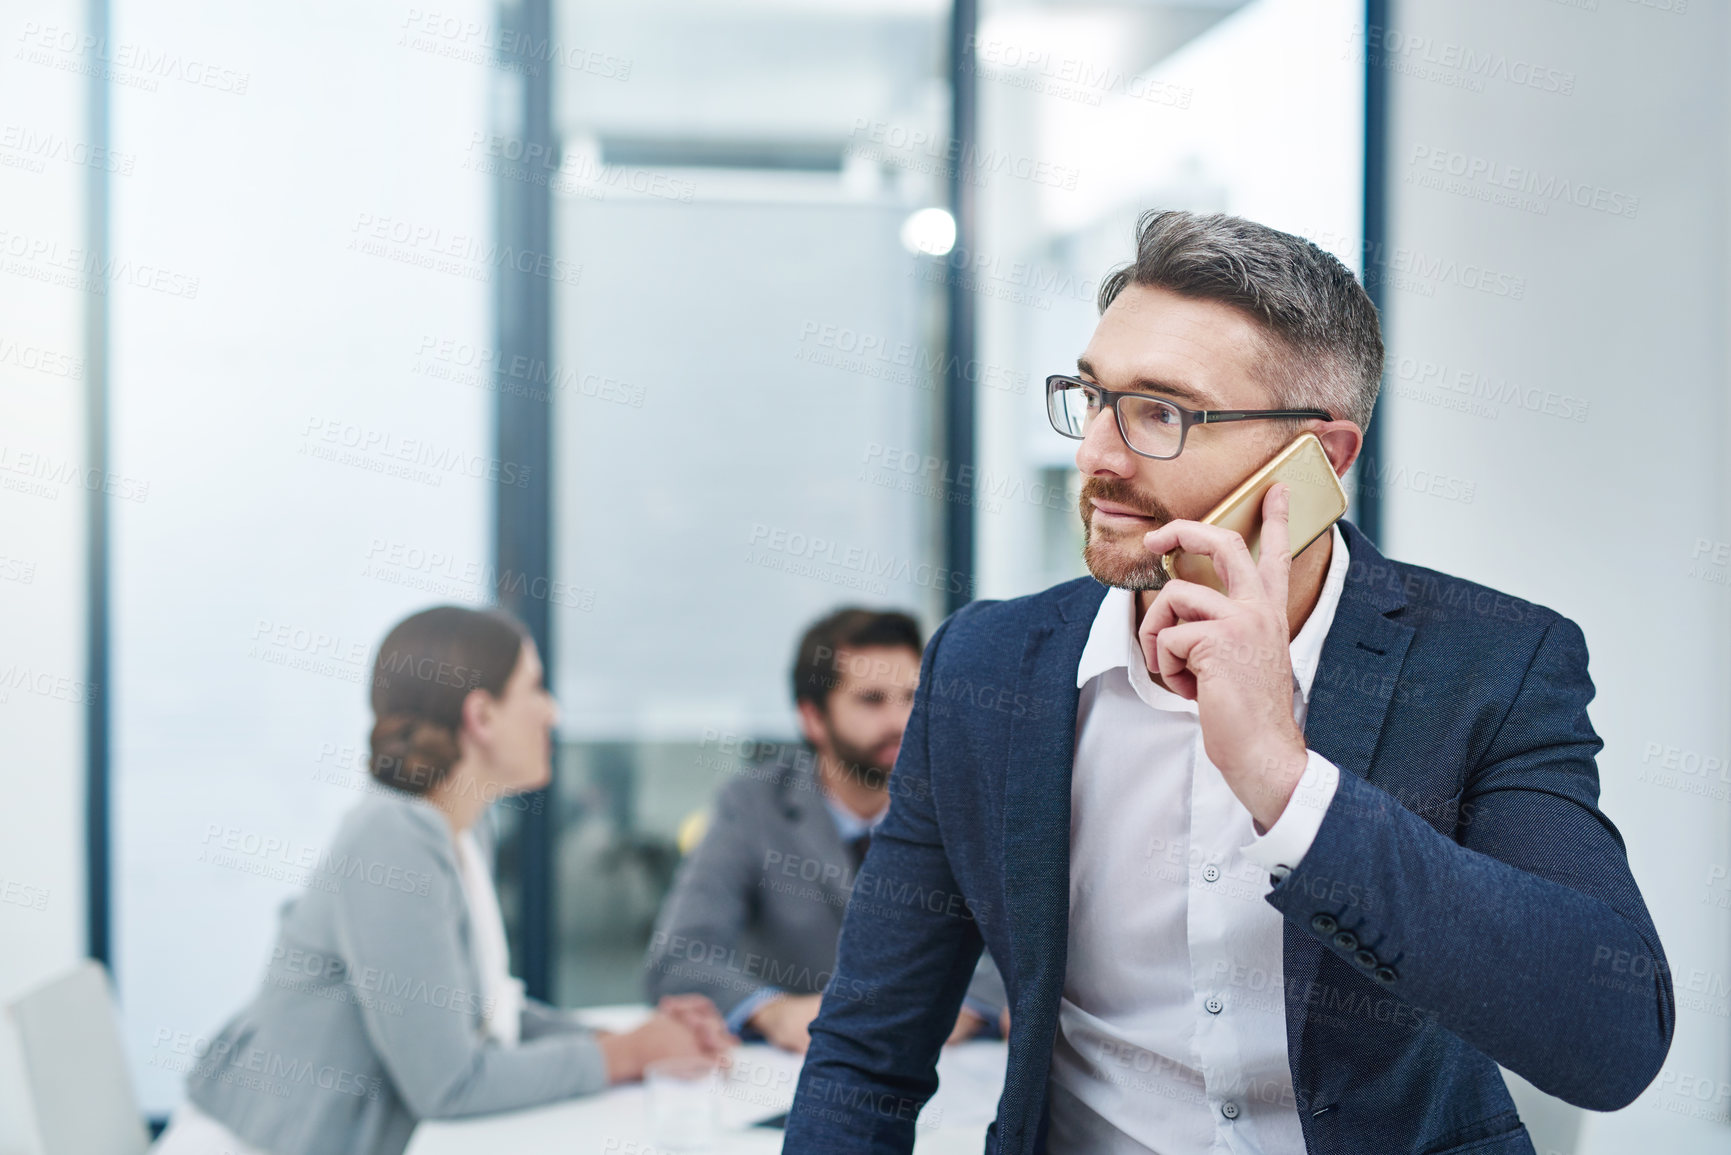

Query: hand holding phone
(1137, 450), (1329, 830)
(1160, 432), (1347, 594)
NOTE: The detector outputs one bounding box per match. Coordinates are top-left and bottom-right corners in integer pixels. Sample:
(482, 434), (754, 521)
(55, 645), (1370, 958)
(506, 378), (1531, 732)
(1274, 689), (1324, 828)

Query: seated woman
(156, 605), (731, 1155)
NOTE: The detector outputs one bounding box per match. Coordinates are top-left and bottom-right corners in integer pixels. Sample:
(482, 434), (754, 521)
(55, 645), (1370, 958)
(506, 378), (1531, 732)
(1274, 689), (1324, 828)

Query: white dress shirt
(1046, 524), (1349, 1155)
(455, 827), (526, 1046)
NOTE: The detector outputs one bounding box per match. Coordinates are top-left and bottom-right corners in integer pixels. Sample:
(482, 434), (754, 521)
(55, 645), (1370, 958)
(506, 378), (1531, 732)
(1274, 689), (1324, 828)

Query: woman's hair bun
(369, 713), (460, 796)
(364, 604), (528, 798)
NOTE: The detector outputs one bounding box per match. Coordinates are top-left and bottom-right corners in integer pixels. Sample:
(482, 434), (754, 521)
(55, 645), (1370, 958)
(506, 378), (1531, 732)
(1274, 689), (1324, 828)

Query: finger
(1142, 581), (1225, 682)
(698, 1012), (734, 1049)
(1142, 519), (1262, 599)
(1140, 577), (1238, 643)
(683, 1012), (732, 1054)
(949, 1009), (982, 1044)
(674, 1013), (716, 1047)
(1159, 620), (1289, 698)
(1153, 621), (1207, 699)
(1258, 482), (1292, 608)
(660, 995), (721, 1027)
(661, 1001), (703, 1027)
(664, 997), (713, 1018)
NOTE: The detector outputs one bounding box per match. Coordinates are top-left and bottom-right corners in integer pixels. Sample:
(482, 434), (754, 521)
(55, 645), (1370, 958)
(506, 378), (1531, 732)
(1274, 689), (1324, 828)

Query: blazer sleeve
(1269, 613), (1674, 1110)
(328, 813), (609, 1119)
(642, 778), (770, 1019)
(518, 997), (591, 1041)
(785, 614), (986, 1153)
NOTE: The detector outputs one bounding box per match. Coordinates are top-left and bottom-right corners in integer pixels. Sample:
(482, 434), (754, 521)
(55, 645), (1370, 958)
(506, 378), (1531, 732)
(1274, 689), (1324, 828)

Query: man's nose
(1076, 406), (1136, 476)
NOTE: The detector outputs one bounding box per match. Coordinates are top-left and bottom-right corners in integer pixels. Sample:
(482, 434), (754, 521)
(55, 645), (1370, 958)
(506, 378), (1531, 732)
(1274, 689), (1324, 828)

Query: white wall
(1380, 1), (1730, 1151)
(2, 0), (497, 1139)
(105, 0), (494, 1118)
(0, 0), (95, 1149)
(971, 0), (1365, 602)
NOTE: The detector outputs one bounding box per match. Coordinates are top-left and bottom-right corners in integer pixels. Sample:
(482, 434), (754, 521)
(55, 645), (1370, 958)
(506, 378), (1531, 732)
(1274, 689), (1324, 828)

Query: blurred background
(0, 0), (1725, 1152)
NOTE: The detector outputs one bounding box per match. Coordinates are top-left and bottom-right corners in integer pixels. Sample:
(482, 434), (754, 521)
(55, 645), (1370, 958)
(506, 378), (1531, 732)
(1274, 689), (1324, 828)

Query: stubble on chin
(1078, 476), (1181, 593)
(1082, 516), (1171, 592)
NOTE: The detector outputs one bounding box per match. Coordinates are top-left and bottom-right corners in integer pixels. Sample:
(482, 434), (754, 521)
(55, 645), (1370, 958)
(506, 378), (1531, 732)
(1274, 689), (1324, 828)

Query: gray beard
(1081, 526), (1171, 592)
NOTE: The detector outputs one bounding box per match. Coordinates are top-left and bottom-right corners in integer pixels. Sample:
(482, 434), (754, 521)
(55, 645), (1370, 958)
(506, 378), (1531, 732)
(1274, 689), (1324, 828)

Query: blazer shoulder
(1369, 551), (1582, 661)
(710, 757), (801, 823)
(330, 789), (458, 869)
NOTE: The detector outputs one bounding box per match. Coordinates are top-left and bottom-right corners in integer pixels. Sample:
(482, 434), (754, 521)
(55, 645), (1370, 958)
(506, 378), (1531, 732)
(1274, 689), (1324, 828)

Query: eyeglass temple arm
(1197, 408), (1334, 424)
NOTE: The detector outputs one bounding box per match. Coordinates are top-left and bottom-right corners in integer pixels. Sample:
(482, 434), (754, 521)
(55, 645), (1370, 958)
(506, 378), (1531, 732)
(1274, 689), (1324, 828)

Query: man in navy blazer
(783, 211), (1672, 1154)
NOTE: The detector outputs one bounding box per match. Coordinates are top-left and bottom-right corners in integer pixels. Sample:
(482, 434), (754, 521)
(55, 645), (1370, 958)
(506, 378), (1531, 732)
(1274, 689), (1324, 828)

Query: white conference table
(406, 1006), (1006, 1155)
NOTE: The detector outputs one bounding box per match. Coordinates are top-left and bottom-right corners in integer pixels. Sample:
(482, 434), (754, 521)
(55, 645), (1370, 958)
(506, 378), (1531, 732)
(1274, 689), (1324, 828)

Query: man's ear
(795, 699), (829, 750)
(1315, 419), (1363, 479)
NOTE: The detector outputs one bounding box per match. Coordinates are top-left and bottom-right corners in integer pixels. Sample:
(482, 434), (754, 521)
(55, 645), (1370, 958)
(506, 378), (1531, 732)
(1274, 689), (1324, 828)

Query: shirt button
(1221, 1102), (1240, 1120)
(1202, 864), (1221, 883)
(1205, 996), (1223, 1014)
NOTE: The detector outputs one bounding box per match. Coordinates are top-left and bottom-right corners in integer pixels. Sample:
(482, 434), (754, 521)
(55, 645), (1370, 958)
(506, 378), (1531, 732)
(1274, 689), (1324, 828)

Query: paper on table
(571, 1005), (1006, 1132)
(719, 1040), (1006, 1130)
(715, 1046), (805, 1127)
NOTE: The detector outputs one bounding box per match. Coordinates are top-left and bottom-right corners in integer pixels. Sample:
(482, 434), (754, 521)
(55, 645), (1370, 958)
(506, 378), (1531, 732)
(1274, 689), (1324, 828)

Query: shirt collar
(822, 786), (887, 840)
(1076, 522), (1351, 707)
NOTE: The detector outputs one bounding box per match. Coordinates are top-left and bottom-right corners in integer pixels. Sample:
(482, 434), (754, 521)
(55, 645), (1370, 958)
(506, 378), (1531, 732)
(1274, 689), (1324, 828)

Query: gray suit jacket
(185, 789), (606, 1155)
(644, 755), (1004, 1029)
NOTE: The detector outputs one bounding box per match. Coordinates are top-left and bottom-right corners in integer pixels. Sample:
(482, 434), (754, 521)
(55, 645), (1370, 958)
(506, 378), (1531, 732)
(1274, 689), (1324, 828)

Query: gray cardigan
(185, 789), (606, 1155)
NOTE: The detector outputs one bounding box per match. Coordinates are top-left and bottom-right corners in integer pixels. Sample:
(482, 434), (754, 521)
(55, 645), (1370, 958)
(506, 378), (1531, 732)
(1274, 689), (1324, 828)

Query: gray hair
(1097, 210), (1383, 433)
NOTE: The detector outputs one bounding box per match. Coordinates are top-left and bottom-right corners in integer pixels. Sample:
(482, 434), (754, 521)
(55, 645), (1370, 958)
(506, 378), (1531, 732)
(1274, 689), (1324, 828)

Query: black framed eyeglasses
(1045, 374), (1331, 461)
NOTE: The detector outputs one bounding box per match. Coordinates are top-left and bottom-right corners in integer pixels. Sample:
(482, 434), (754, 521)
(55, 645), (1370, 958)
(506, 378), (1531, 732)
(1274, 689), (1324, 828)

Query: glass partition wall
(532, 0), (953, 1004)
(522, 0), (1364, 1007)
(85, 0), (1365, 1114)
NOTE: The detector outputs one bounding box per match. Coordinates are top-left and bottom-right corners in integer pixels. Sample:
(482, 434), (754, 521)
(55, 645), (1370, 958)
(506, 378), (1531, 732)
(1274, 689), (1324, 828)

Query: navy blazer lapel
(1000, 578), (1106, 1094)
(1303, 520), (1415, 783)
(1284, 519), (1415, 1096)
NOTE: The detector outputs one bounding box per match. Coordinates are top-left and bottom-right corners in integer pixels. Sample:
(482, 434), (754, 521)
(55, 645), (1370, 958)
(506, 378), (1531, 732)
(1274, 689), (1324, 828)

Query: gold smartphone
(1160, 432), (1348, 593)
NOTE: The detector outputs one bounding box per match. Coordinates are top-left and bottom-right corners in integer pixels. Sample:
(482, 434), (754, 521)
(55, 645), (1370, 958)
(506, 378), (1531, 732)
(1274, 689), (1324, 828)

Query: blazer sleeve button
(1331, 930), (1359, 952)
(1310, 913), (1338, 935)
(1374, 965), (1399, 984)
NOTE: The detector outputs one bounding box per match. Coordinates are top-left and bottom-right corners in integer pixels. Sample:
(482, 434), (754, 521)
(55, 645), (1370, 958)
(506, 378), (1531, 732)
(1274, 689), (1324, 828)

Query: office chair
(7, 960), (150, 1155)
